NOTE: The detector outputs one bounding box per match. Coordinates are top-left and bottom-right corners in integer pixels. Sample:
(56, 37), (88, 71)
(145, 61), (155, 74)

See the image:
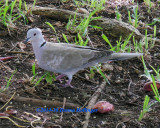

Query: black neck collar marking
(40, 41), (46, 48)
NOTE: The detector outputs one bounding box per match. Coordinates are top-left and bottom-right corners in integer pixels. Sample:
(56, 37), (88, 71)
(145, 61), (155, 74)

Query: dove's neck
(31, 37), (46, 63)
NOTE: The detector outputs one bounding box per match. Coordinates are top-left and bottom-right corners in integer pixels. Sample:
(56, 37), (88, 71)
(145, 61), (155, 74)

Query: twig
(0, 116), (25, 128)
(83, 80), (106, 128)
(59, 97), (66, 122)
(0, 93), (79, 109)
(0, 92), (16, 111)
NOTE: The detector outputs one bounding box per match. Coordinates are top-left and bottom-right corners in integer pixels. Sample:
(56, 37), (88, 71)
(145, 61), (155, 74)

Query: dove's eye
(34, 33), (36, 36)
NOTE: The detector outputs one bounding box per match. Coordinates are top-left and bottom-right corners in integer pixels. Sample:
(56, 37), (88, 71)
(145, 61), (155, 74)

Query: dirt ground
(0, 0), (160, 128)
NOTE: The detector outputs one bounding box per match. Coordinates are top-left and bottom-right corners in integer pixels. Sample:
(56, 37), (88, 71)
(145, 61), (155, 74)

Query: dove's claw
(56, 74), (66, 83)
(59, 79), (74, 88)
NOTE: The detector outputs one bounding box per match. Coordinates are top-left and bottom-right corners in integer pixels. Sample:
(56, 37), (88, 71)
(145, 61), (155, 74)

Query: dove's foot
(60, 79), (74, 88)
(56, 74), (66, 83)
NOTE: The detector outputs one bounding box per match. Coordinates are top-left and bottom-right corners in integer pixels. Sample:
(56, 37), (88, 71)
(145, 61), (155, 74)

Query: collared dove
(24, 28), (143, 87)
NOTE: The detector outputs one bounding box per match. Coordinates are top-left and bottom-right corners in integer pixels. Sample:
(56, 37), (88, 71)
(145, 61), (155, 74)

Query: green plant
(146, 18), (160, 26)
(73, 0), (106, 11)
(141, 56), (160, 83)
(139, 59), (160, 121)
(0, 0), (28, 29)
(132, 29), (155, 54)
(150, 65), (160, 81)
(45, 21), (60, 42)
(88, 0), (106, 11)
(66, 8), (102, 37)
(75, 33), (88, 46)
(62, 33), (70, 44)
(102, 33), (133, 53)
(133, 36), (143, 53)
(150, 75), (160, 102)
(154, 25), (156, 38)
(128, 4), (139, 28)
(31, 63), (55, 86)
(45, 72), (56, 85)
(138, 95), (153, 121)
(31, 62), (38, 84)
(91, 65), (110, 85)
(0, 70), (17, 92)
(115, 8), (121, 21)
(143, 0), (153, 9)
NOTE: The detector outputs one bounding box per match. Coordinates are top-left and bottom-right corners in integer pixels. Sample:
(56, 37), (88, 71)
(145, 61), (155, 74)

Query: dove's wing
(40, 43), (113, 73)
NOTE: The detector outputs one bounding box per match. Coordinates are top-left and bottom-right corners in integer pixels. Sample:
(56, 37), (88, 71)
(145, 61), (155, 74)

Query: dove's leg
(63, 75), (73, 88)
(56, 74), (66, 82)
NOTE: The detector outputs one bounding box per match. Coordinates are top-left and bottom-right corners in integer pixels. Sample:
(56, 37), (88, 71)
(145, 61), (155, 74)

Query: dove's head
(24, 28), (43, 43)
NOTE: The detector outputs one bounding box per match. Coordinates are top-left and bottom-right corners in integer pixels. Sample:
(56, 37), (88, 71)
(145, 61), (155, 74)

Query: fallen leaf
(143, 81), (160, 91)
(0, 56), (15, 61)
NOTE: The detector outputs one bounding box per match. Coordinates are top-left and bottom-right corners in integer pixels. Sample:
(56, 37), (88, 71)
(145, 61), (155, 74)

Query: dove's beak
(24, 37), (31, 44)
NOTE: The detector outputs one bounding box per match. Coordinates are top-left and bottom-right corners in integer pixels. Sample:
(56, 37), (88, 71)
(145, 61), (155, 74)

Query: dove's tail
(109, 53), (143, 61)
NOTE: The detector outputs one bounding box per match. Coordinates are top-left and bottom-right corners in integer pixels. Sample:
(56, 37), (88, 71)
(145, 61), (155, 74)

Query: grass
(66, 8), (102, 37)
(150, 75), (160, 102)
(66, 1), (103, 38)
(138, 57), (160, 121)
(45, 21), (60, 42)
(128, 4), (139, 28)
(73, 0), (106, 11)
(139, 74), (160, 121)
(138, 95), (153, 121)
(31, 63), (55, 86)
(115, 7), (122, 21)
(0, 70), (17, 92)
(141, 56), (159, 82)
(0, 0), (28, 30)
(147, 18), (160, 26)
(143, 0), (153, 10)
(102, 33), (133, 53)
(102, 28), (155, 54)
(89, 65), (110, 85)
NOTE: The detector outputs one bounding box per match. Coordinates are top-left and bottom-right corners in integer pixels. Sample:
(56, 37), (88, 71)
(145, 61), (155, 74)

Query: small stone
(102, 64), (114, 71)
(115, 79), (121, 84)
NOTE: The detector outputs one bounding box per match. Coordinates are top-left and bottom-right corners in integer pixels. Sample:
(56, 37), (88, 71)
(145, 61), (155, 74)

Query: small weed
(62, 34), (70, 44)
(74, 0), (106, 11)
(141, 56), (160, 82)
(128, 4), (139, 28)
(154, 25), (156, 38)
(0, 70), (17, 92)
(150, 75), (160, 102)
(0, 0), (28, 30)
(75, 33), (88, 46)
(133, 36), (143, 53)
(143, 0), (153, 11)
(45, 22), (60, 42)
(138, 95), (153, 121)
(147, 18), (160, 26)
(66, 8), (102, 37)
(102, 33), (133, 53)
(31, 63), (55, 86)
(132, 29), (155, 54)
(139, 58), (160, 121)
(91, 65), (110, 85)
(115, 8), (122, 21)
